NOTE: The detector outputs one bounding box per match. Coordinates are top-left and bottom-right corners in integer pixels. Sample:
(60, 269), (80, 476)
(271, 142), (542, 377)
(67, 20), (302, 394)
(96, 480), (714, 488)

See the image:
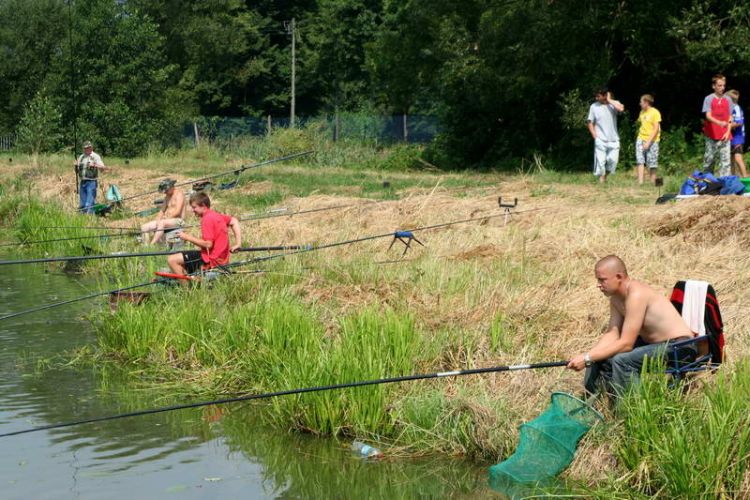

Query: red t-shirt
(200, 209), (233, 267)
(703, 95), (732, 140)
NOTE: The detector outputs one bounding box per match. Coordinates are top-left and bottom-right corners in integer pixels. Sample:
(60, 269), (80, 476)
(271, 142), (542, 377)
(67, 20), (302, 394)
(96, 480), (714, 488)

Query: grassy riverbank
(1, 148), (750, 496)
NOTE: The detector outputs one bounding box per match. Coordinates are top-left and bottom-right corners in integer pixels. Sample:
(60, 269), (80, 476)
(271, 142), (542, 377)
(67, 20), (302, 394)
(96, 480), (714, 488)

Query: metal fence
(0, 135), (15, 151)
(187, 114), (440, 145)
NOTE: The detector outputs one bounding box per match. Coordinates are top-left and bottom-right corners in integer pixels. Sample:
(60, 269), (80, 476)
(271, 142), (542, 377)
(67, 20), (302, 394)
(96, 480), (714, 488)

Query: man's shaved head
(595, 255), (628, 276)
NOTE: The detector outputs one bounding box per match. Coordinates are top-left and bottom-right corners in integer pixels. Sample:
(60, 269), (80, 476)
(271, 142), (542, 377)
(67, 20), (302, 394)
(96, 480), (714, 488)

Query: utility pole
(284, 18), (296, 128)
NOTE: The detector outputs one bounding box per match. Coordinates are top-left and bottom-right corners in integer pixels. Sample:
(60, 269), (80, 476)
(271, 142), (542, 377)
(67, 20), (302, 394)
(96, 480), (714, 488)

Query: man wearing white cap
(74, 141), (108, 214)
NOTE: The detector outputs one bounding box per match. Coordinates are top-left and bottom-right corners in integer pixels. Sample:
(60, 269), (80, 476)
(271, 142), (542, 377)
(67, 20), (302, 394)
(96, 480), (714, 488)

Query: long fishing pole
(107, 150), (314, 207)
(226, 206), (549, 271)
(0, 206), (546, 322)
(0, 278), (166, 322)
(26, 225), (139, 231)
(0, 361), (568, 438)
(0, 203), (366, 248)
(67, 0), (78, 196)
(0, 246), (307, 266)
(0, 230), (141, 248)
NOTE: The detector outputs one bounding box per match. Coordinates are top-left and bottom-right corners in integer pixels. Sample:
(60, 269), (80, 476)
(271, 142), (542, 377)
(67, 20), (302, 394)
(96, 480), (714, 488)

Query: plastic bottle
(351, 440), (383, 459)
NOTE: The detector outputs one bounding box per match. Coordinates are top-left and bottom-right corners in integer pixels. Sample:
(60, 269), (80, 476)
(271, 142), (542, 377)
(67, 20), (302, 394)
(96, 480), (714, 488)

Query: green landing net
(489, 392), (603, 488)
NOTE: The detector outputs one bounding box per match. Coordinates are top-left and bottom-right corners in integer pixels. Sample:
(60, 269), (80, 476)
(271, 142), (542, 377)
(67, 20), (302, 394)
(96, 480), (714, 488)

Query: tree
(300, 0), (381, 112)
(0, 0), (65, 134)
(43, 0), (188, 155)
(16, 90), (63, 154)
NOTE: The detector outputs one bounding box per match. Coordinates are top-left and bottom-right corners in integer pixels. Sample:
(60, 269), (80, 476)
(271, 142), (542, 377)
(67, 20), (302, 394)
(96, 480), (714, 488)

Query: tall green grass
(95, 283), (424, 437)
(609, 363), (750, 497)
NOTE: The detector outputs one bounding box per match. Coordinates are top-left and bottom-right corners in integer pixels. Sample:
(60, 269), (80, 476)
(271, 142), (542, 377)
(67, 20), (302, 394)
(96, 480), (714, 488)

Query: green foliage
(95, 286), (424, 436)
(611, 363), (750, 497)
(42, 0), (189, 156)
(16, 91), (63, 154)
(669, 3), (750, 75)
(378, 144), (423, 171)
(3, 0), (750, 165)
(657, 127), (704, 176)
(301, 0), (380, 111)
(0, 0), (65, 134)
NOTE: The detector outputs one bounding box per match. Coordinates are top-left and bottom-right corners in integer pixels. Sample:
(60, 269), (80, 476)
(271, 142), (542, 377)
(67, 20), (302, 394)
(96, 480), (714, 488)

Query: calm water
(0, 262), (494, 499)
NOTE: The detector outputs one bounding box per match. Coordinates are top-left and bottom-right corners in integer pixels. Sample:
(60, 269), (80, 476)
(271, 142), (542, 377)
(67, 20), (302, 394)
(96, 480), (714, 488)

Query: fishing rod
(0, 278), (167, 322)
(0, 230), (140, 248)
(67, 0), (78, 196)
(0, 202), (367, 248)
(23, 225), (138, 231)
(0, 206), (547, 322)
(226, 206), (550, 271)
(103, 150), (314, 208)
(0, 360), (567, 438)
(0, 246), (308, 266)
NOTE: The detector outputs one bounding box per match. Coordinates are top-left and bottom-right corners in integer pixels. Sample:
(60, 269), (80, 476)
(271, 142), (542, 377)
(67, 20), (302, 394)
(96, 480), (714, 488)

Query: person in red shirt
(702, 74), (733, 176)
(167, 192), (242, 276)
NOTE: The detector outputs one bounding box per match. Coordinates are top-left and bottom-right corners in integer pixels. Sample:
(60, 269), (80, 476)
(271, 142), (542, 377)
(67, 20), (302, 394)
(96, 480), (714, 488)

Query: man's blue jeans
(79, 180), (97, 214)
(584, 339), (696, 397)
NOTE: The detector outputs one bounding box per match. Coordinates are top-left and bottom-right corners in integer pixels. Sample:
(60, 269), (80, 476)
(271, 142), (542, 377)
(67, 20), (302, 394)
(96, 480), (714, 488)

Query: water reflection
(0, 258), (493, 498)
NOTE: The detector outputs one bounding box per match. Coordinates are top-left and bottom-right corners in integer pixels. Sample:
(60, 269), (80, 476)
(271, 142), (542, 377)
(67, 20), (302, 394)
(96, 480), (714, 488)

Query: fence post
(267, 115), (272, 135)
(334, 111), (340, 142)
(403, 113), (408, 142)
(193, 122), (200, 147)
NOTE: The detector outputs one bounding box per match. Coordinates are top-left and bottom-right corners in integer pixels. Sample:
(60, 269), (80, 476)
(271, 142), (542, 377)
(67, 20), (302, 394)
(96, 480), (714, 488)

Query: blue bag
(679, 171), (705, 195)
(718, 175), (745, 195)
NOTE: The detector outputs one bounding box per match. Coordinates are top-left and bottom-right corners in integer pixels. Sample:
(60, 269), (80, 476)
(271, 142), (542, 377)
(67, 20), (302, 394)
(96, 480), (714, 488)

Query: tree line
(1, 0), (749, 165)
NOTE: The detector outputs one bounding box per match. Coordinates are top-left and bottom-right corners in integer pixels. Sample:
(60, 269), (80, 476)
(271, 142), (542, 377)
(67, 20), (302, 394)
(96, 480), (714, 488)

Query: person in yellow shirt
(635, 94), (661, 184)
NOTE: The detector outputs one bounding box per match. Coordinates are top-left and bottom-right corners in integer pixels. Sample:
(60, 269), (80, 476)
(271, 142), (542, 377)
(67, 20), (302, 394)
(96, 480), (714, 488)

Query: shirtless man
(567, 255), (695, 396)
(140, 179), (185, 245)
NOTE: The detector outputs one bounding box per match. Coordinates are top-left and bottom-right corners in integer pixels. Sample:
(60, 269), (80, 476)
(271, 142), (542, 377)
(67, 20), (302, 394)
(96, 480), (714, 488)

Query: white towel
(682, 280), (708, 337)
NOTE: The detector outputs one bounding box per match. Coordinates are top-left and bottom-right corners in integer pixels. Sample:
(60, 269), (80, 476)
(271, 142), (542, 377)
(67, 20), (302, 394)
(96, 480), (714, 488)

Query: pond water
(0, 262), (496, 498)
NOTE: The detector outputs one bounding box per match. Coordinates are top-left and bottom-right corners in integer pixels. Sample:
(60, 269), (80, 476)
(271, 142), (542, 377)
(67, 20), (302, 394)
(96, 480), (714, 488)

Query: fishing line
(0, 279), (167, 322)
(0, 206), (547, 321)
(0, 203), (365, 248)
(0, 246), (307, 266)
(21, 225), (138, 231)
(226, 206), (549, 270)
(0, 361), (567, 438)
(87, 150), (314, 210)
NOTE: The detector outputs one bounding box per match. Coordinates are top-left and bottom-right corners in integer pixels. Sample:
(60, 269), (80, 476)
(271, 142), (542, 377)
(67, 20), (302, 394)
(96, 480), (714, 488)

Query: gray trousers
(702, 138), (731, 177)
(584, 339), (696, 397)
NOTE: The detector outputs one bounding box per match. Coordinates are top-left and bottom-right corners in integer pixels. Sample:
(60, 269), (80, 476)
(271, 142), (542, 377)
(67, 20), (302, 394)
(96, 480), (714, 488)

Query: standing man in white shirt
(587, 88), (625, 183)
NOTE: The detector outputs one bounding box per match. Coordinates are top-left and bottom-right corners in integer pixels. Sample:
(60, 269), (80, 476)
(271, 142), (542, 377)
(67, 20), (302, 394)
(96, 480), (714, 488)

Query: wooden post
(193, 122), (200, 147)
(267, 115), (272, 135)
(403, 113), (408, 142)
(334, 110), (340, 142)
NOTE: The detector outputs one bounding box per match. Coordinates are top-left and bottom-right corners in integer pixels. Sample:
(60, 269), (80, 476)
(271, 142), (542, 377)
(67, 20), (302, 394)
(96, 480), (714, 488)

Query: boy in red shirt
(702, 74), (733, 176)
(167, 192), (242, 276)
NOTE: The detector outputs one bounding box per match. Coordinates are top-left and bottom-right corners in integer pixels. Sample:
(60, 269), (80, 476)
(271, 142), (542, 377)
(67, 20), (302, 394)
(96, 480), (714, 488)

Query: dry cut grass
(3, 155), (750, 486)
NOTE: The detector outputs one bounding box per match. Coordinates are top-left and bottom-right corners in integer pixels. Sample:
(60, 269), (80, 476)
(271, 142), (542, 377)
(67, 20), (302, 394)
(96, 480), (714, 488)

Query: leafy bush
(16, 91), (62, 154)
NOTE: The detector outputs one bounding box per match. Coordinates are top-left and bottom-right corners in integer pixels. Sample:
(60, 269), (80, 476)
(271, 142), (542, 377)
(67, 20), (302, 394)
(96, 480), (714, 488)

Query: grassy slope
(1, 146), (749, 497)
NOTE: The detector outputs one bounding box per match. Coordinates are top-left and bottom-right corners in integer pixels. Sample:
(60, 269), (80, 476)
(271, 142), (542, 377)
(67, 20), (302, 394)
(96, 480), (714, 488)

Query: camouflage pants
(702, 138), (731, 177)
